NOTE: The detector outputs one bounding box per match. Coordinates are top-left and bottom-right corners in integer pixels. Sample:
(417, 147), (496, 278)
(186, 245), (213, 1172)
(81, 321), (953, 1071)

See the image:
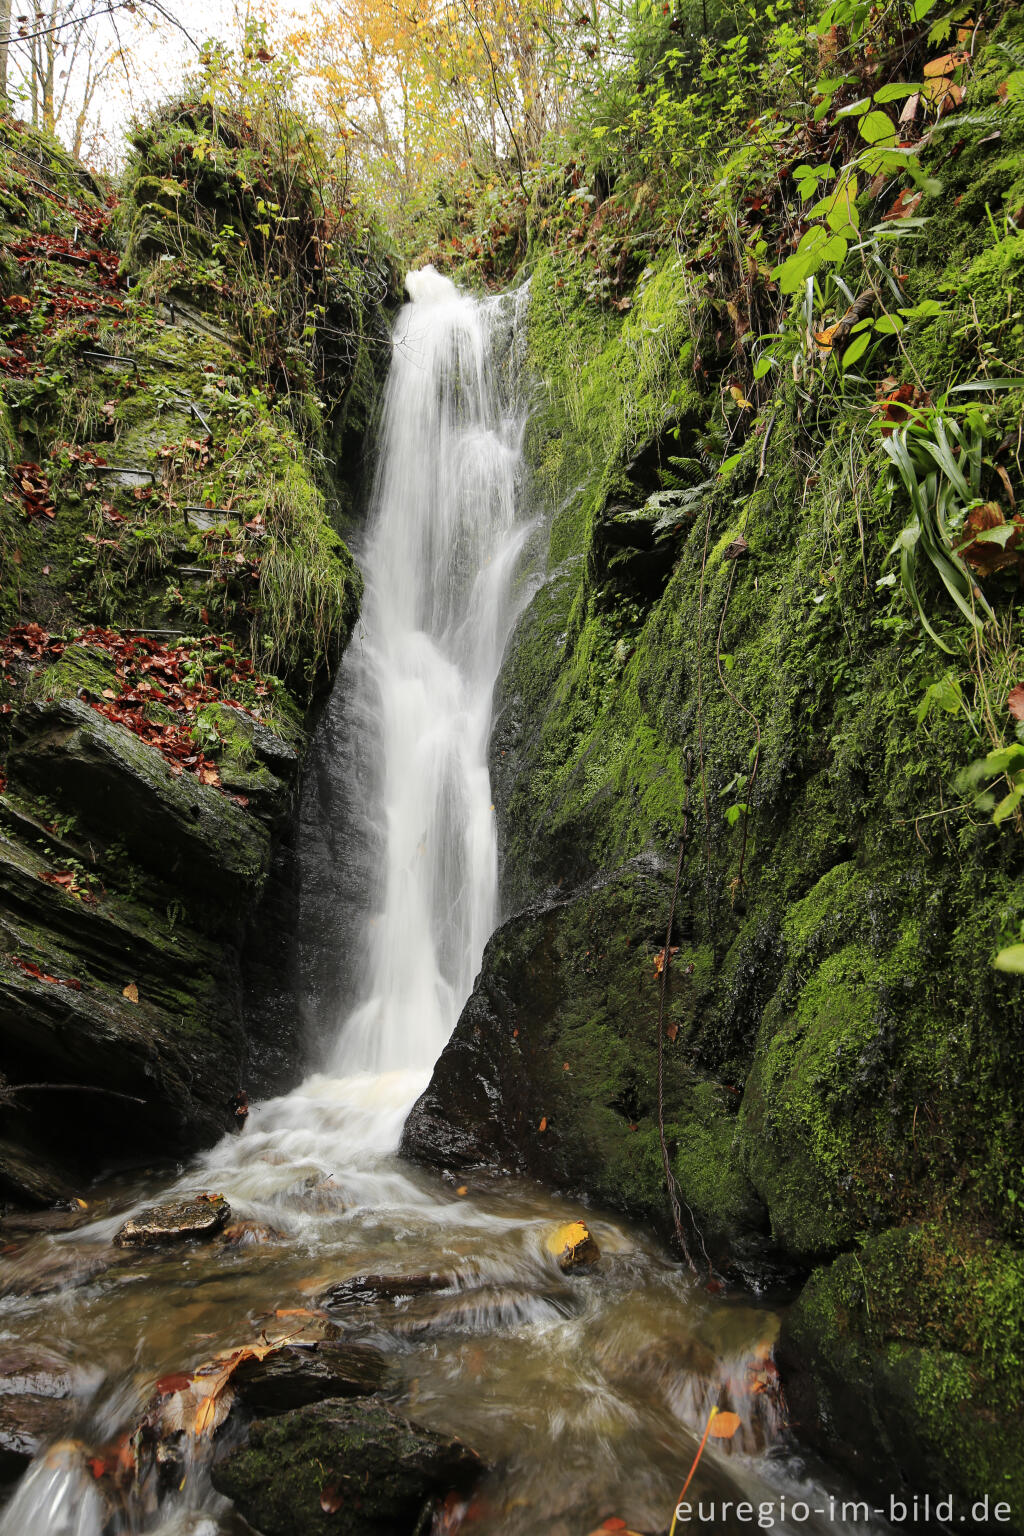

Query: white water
(333, 264), (531, 1078)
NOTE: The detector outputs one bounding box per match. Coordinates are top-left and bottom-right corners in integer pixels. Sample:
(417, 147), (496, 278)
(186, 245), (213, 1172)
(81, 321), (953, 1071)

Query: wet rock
(0, 1137), (75, 1209)
(0, 1206), (92, 1238)
(0, 1345), (76, 1398)
(0, 1243), (126, 1298)
(231, 1342), (391, 1416)
(320, 1272), (452, 1308)
(211, 1398), (483, 1536)
(546, 1220), (600, 1272)
(9, 697), (270, 926)
(400, 860), (767, 1264)
(0, 1393), (75, 1481)
(114, 1194), (230, 1247)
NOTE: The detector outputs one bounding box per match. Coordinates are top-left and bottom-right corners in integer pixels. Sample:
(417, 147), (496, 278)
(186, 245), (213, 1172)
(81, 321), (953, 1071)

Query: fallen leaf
(455, 1186), (468, 1196)
(320, 1480), (344, 1513)
(538, 1117), (548, 1132)
(122, 982), (139, 1003)
(666, 1022), (679, 1042)
(709, 1410), (742, 1439)
(1008, 686), (1024, 722)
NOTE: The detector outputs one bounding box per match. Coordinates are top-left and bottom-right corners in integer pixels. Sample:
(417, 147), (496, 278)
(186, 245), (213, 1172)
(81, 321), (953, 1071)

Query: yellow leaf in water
(709, 1410), (742, 1439)
(456, 1185), (468, 1196)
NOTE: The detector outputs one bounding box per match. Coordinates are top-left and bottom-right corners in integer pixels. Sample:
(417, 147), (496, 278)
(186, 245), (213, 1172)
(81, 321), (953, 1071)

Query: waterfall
(331, 265), (531, 1078)
(175, 266), (534, 1197)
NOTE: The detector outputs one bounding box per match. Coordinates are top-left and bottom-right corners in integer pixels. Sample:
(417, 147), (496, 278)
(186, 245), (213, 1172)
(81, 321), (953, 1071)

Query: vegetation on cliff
(404, 0), (1024, 1511)
(0, 79), (395, 1199)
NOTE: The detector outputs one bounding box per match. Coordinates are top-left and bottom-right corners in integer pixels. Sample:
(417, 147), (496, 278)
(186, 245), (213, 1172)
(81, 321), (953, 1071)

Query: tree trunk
(0, 0), (12, 103)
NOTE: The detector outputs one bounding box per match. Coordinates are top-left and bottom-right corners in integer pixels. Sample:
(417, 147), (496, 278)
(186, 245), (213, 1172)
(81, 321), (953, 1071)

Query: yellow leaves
(709, 1410), (742, 1439)
(545, 1219), (600, 1271)
(728, 385), (753, 410)
(122, 982), (139, 1003)
(812, 323), (839, 351)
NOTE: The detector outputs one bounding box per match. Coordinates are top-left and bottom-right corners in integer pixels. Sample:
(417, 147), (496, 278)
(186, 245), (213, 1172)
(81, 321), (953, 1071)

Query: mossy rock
(9, 697), (269, 929)
(210, 1398), (483, 1536)
(402, 858), (767, 1264)
(779, 1225), (1024, 1526)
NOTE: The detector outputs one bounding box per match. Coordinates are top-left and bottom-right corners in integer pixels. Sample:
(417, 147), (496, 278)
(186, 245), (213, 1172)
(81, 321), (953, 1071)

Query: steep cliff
(403, 3), (1024, 1512)
(0, 104), (395, 1201)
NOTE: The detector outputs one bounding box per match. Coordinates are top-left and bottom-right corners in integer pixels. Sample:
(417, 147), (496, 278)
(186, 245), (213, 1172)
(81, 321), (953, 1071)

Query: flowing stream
(0, 272), (887, 1536)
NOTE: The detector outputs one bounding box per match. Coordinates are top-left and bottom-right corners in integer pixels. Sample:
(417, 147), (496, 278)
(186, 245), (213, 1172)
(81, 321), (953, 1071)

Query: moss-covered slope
(0, 108), (395, 1198)
(404, 4), (1024, 1511)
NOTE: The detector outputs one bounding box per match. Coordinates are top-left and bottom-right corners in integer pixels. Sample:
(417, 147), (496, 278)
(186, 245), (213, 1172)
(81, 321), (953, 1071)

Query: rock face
(404, 140), (1024, 1513)
(211, 1398), (483, 1536)
(0, 111), (394, 1203)
(402, 860), (767, 1258)
(113, 1194), (231, 1246)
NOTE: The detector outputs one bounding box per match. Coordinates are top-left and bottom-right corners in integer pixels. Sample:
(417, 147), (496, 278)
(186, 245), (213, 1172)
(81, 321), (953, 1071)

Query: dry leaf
(122, 982), (139, 1003)
(1008, 686), (1024, 722)
(320, 1481), (344, 1514)
(709, 1410), (742, 1439)
(538, 1116), (548, 1132)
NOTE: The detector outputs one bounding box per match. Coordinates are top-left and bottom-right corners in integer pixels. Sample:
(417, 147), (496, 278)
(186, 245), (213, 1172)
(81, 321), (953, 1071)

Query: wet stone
(211, 1397), (484, 1536)
(114, 1194), (230, 1247)
(320, 1271), (452, 1308)
(231, 1341), (391, 1417)
(546, 1220), (601, 1273)
(0, 1392), (75, 1481)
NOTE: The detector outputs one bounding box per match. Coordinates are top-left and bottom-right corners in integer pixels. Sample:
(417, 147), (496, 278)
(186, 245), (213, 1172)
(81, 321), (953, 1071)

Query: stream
(0, 271), (889, 1536)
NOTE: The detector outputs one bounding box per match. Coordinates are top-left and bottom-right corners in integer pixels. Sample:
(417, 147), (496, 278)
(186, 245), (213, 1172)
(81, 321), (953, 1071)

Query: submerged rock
(211, 1398), (483, 1536)
(113, 1194), (230, 1246)
(320, 1272), (452, 1307)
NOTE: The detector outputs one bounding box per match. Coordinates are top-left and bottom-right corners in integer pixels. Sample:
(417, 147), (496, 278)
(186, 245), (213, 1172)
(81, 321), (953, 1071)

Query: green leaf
(994, 945), (1024, 974)
(752, 354), (775, 379)
(974, 524), (1015, 548)
(842, 331), (871, 368)
(874, 81), (922, 103)
(992, 784), (1024, 826)
(859, 109), (897, 146)
(873, 313), (905, 335)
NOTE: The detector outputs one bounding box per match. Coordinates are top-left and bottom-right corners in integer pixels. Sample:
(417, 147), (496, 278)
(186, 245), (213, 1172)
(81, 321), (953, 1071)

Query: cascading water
(0, 274), (888, 1536)
(331, 264), (531, 1079)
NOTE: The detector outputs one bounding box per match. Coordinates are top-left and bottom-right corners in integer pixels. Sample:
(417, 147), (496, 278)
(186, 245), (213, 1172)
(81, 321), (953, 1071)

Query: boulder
(400, 860), (766, 1262)
(113, 1194), (230, 1246)
(320, 1272), (452, 1308)
(211, 1398), (483, 1536)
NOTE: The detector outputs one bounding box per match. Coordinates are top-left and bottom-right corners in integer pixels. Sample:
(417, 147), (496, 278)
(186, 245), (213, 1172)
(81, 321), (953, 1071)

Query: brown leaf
(122, 982), (139, 1003)
(320, 1481), (344, 1514)
(538, 1116), (548, 1133)
(923, 50), (968, 76)
(1008, 686), (1024, 722)
(666, 1022), (679, 1042)
(723, 536), (749, 560)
